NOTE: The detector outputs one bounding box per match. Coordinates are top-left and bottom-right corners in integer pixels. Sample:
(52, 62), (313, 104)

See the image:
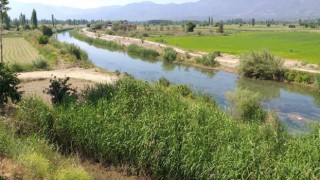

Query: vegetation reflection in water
(56, 32), (320, 132)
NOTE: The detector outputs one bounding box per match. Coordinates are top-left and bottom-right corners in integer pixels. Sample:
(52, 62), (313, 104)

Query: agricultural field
(1, 38), (41, 64)
(149, 31), (320, 64)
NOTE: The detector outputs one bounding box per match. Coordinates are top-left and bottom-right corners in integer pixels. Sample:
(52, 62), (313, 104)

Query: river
(57, 31), (320, 132)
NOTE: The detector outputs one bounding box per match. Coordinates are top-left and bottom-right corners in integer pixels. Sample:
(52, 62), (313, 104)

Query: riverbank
(81, 28), (320, 74)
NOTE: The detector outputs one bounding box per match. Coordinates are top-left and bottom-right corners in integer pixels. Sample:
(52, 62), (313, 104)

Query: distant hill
(8, 0), (320, 21)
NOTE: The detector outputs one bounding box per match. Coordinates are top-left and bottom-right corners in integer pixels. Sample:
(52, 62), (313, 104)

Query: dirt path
(82, 28), (319, 74)
(18, 67), (118, 83)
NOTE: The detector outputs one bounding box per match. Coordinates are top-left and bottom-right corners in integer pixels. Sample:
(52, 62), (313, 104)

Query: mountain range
(8, 0), (320, 21)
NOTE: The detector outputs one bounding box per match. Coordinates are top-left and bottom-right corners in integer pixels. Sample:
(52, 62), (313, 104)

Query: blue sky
(12, 0), (199, 8)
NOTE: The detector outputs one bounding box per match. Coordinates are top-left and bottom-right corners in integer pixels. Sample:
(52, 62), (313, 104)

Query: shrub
(32, 59), (49, 70)
(196, 52), (219, 67)
(185, 21), (196, 32)
(10, 63), (25, 72)
(239, 49), (284, 81)
(66, 44), (88, 60)
(43, 76), (77, 105)
(38, 35), (49, 45)
(0, 63), (22, 109)
(40, 25), (53, 37)
(227, 88), (267, 122)
(127, 44), (160, 59)
(163, 47), (177, 63)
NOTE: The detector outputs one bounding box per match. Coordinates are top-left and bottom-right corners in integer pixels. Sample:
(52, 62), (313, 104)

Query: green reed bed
(69, 30), (126, 51)
(15, 77), (320, 179)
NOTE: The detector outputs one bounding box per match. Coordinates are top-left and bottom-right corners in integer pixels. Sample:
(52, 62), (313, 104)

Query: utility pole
(0, 0), (3, 63)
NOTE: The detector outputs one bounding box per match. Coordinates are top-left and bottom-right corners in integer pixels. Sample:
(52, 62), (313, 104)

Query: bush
(239, 49), (284, 80)
(185, 21), (196, 32)
(163, 47), (177, 63)
(0, 63), (22, 109)
(40, 25), (53, 37)
(284, 70), (315, 84)
(196, 52), (219, 67)
(66, 44), (88, 60)
(43, 76), (77, 105)
(32, 59), (49, 70)
(38, 35), (49, 45)
(127, 44), (160, 59)
(10, 63), (25, 72)
(227, 88), (267, 122)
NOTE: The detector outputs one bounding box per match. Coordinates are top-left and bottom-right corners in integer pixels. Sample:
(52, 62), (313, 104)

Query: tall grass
(15, 77), (320, 179)
(196, 52), (220, 67)
(127, 44), (160, 59)
(69, 30), (126, 51)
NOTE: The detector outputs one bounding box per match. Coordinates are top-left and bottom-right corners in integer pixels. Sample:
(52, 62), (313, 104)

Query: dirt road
(18, 68), (118, 83)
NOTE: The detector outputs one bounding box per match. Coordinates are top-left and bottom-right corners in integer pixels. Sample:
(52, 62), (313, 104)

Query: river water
(57, 32), (320, 132)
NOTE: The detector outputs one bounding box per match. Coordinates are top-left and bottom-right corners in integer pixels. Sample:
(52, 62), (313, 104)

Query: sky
(11, 0), (199, 9)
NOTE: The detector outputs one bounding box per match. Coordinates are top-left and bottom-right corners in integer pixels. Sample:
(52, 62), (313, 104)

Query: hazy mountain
(8, 0), (320, 21)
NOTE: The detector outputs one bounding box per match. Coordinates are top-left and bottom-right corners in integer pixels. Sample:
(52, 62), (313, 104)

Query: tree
(0, 63), (22, 110)
(217, 21), (224, 33)
(30, 9), (37, 29)
(208, 17), (210, 25)
(51, 14), (55, 27)
(19, 13), (26, 26)
(318, 18), (320, 28)
(2, 12), (10, 30)
(251, 18), (255, 26)
(185, 21), (196, 32)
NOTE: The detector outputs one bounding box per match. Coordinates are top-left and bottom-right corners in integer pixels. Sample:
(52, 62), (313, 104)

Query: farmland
(149, 31), (320, 64)
(2, 38), (41, 64)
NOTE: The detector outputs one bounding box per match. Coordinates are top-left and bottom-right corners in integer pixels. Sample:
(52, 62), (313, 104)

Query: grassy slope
(149, 32), (320, 64)
(15, 77), (320, 179)
(2, 38), (41, 64)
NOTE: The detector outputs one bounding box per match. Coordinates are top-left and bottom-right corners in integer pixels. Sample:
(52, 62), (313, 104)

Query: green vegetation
(239, 49), (284, 80)
(239, 50), (318, 86)
(30, 9), (38, 29)
(163, 47), (177, 62)
(38, 35), (49, 44)
(69, 29), (126, 51)
(0, 122), (91, 179)
(149, 32), (320, 63)
(186, 21), (196, 32)
(196, 52), (220, 67)
(0, 63), (22, 109)
(43, 76), (77, 105)
(227, 88), (267, 122)
(12, 77), (320, 179)
(127, 44), (160, 59)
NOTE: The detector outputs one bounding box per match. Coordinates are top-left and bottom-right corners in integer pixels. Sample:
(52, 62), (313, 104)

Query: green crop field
(149, 32), (320, 64)
(1, 38), (40, 64)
